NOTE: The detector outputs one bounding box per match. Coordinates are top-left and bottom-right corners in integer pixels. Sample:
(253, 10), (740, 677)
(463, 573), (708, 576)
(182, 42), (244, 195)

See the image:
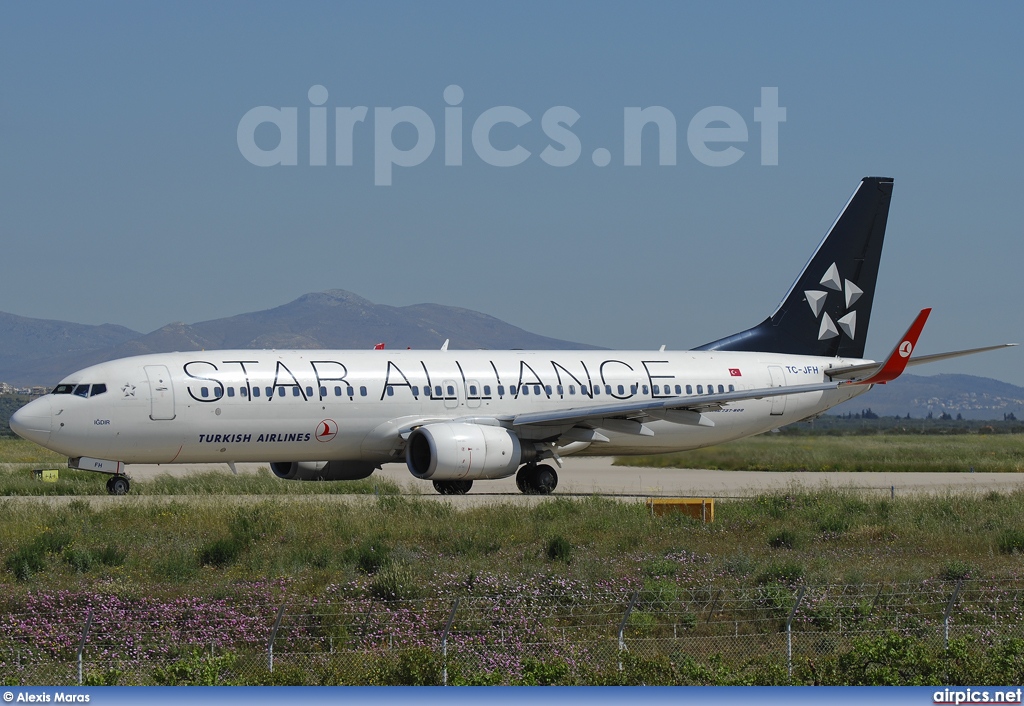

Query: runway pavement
(31, 456), (1023, 506)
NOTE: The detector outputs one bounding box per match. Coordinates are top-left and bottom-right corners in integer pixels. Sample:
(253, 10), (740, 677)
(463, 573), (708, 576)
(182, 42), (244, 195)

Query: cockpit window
(55, 383), (107, 397)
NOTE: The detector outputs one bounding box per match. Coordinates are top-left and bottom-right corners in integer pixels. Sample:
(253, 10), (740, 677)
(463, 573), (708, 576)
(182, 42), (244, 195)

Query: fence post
(705, 588), (722, 624)
(943, 580), (963, 651)
(268, 604), (286, 674)
(441, 598), (460, 686)
(786, 587), (805, 679)
(76, 608), (93, 686)
(618, 591), (639, 673)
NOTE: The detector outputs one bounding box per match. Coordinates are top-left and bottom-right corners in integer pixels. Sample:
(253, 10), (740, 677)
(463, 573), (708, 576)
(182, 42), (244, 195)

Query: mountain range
(0, 290), (597, 387)
(1, 290), (1021, 420)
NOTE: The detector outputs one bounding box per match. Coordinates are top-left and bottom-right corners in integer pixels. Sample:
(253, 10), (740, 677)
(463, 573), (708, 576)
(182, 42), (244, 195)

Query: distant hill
(0, 311), (139, 385)
(831, 373), (1024, 420)
(0, 311), (139, 363)
(0, 289), (599, 386)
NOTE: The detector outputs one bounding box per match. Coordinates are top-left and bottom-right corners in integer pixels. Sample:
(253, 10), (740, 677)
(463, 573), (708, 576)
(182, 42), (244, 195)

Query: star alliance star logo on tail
(804, 262), (862, 342)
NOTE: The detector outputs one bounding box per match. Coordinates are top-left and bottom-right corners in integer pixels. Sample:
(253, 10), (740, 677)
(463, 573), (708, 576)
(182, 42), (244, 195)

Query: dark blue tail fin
(696, 176), (894, 359)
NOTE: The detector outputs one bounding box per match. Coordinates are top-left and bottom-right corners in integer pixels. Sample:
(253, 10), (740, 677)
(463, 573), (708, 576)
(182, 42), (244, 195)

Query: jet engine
(270, 460), (377, 481)
(405, 422), (532, 480)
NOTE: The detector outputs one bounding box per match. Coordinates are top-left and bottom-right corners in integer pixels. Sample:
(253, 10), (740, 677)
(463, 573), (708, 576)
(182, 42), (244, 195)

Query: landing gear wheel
(106, 476), (130, 496)
(516, 464), (558, 495)
(433, 479), (473, 495)
(533, 464), (558, 494)
(516, 468), (529, 493)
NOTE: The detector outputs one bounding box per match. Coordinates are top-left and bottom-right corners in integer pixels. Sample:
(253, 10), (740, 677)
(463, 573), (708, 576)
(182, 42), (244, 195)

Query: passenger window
(606, 385), (613, 395)
(686, 385), (692, 394)
(227, 387), (235, 398)
(201, 387), (209, 398)
(74, 384), (90, 398)
(241, 388), (248, 398)
(347, 386), (355, 397)
(718, 385), (725, 393)
(305, 387), (314, 397)
(497, 385), (505, 396)
(483, 385), (491, 396)
(292, 388), (300, 397)
(320, 386), (327, 397)
(697, 385), (703, 394)
(675, 385), (682, 395)
(252, 387), (260, 398)
(412, 386), (420, 396)
(334, 386), (342, 397)
(653, 385), (660, 395)
(447, 385), (455, 396)
(469, 385), (477, 395)
(265, 387), (273, 398)
(278, 388), (286, 397)
(536, 385), (543, 396)
(360, 386), (367, 397)
(544, 385), (552, 395)
(91, 384), (107, 397)
(728, 384), (735, 392)
(387, 386), (394, 396)
(557, 385), (563, 395)
(510, 386), (518, 395)
(581, 386), (589, 396)
(617, 385), (625, 395)
(522, 386), (529, 396)
(212, 387), (221, 397)
(435, 386), (442, 397)
(706, 385), (713, 395)
(593, 386), (599, 396)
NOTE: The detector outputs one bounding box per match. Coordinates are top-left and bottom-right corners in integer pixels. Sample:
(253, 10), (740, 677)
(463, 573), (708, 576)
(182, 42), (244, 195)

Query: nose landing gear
(105, 475), (130, 496)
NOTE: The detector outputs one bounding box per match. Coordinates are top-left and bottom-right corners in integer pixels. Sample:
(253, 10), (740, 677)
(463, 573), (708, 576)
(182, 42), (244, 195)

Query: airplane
(9, 177), (1015, 496)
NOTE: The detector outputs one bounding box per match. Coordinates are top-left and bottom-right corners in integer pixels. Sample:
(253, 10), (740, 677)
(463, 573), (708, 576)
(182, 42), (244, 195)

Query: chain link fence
(2, 579), (1023, 685)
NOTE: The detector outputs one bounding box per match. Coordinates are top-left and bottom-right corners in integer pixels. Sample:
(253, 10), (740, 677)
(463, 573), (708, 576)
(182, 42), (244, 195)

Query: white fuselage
(16, 348), (871, 468)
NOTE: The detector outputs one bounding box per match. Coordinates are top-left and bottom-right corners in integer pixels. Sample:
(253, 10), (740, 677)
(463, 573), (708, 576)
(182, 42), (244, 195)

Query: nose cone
(9, 397), (52, 448)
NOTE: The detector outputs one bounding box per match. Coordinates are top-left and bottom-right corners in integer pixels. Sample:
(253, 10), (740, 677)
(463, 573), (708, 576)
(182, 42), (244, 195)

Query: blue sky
(2, 2), (1021, 384)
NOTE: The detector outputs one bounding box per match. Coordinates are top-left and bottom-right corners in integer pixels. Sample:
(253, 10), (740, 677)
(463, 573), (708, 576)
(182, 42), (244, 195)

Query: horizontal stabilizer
(829, 344), (1017, 380)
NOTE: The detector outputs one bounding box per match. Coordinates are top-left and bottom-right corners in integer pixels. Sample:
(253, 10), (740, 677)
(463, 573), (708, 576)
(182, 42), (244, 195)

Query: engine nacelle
(406, 422), (527, 480)
(270, 460), (377, 481)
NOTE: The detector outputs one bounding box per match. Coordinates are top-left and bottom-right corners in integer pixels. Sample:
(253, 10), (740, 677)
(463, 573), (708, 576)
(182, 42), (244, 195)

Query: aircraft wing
(510, 379), (843, 433)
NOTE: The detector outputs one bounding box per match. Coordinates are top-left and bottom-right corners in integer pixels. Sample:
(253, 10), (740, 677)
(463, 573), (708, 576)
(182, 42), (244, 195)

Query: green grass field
(616, 433), (1024, 473)
(1, 485), (1023, 598)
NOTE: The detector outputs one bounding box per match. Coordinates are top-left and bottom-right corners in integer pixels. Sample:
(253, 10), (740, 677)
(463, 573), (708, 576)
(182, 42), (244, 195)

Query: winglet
(849, 308), (931, 385)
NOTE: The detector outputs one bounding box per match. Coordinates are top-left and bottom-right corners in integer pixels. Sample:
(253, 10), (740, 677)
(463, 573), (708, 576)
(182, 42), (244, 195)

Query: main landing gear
(433, 479), (474, 495)
(516, 463), (558, 495)
(105, 475), (130, 496)
(429, 463), (559, 496)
